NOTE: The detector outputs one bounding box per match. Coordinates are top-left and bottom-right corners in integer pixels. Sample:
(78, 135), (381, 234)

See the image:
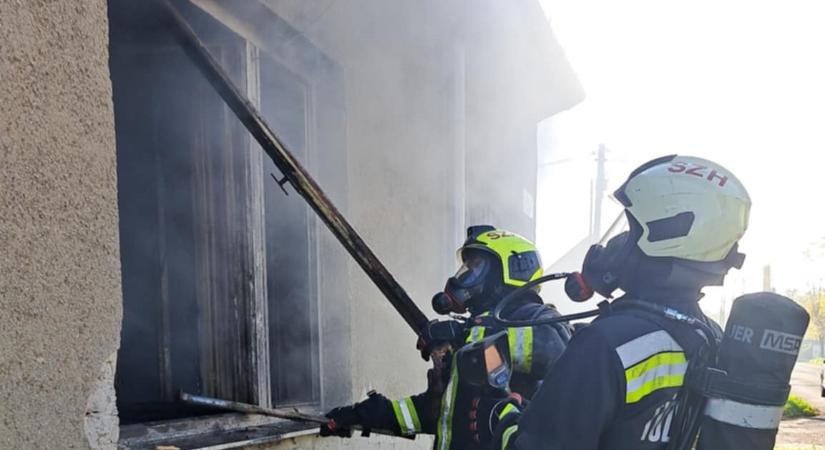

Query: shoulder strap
(606, 301), (711, 356)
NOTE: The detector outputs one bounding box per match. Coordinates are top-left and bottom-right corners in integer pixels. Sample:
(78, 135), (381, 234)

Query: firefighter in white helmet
(483, 155), (752, 449)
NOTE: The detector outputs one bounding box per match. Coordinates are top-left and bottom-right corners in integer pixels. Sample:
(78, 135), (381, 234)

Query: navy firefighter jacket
(381, 291), (571, 450)
(504, 296), (712, 450)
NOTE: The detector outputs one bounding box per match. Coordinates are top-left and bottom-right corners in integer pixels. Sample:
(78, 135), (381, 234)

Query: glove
(468, 392), (525, 446)
(319, 391), (396, 438)
(320, 405), (356, 438)
(417, 319), (464, 360)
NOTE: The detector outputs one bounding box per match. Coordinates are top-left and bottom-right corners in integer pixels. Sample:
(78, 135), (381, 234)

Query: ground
(776, 363), (825, 449)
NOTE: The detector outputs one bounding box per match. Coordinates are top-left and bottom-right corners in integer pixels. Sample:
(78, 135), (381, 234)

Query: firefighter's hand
(468, 393), (525, 446)
(320, 405), (356, 438)
(320, 391), (395, 438)
(417, 319), (464, 360)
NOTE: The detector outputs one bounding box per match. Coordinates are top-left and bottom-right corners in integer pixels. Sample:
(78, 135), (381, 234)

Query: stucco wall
(0, 1), (122, 449)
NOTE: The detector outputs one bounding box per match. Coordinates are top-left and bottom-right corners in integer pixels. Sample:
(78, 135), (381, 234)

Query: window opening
(110, 0), (320, 425)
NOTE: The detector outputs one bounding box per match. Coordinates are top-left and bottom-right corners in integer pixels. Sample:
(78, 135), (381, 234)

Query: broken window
(109, 1), (339, 431)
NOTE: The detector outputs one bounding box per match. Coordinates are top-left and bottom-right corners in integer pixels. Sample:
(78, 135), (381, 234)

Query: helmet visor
(453, 253), (490, 288)
(598, 210), (628, 246)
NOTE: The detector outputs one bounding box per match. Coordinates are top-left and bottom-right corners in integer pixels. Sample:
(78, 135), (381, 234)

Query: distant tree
(798, 288), (825, 357)
(796, 237), (825, 357)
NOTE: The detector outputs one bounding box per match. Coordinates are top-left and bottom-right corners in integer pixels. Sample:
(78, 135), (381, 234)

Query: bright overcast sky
(536, 0), (825, 314)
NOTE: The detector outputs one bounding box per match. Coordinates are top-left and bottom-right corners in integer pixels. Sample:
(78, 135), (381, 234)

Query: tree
(796, 236), (825, 357)
(798, 288), (825, 358)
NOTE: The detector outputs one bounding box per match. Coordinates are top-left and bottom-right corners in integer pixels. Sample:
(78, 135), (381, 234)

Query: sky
(535, 0), (825, 318)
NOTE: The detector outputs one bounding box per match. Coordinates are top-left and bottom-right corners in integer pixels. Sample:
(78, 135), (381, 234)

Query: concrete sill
(118, 413), (318, 450)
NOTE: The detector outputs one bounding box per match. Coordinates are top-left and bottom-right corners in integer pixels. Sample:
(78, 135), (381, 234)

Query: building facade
(0, 1), (582, 448)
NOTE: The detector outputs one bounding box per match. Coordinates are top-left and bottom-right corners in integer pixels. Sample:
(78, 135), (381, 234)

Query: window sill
(119, 413), (319, 450)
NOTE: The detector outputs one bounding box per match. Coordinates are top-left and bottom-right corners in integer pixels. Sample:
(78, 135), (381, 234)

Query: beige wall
(0, 1), (122, 449)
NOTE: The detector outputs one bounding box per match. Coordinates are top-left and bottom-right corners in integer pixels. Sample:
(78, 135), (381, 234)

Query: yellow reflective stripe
(436, 355), (460, 449)
(466, 312), (490, 343)
(391, 399), (410, 435)
(404, 397), (422, 432)
(392, 397), (421, 435)
(498, 402), (519, 419)
(508, 327), (533, 373)
(501, 425), (518, 449)
(466, 326), (486, 343)
(624, 351), (687, 404)
(626, 374), (685, 403)
(625, 352), (686, 381)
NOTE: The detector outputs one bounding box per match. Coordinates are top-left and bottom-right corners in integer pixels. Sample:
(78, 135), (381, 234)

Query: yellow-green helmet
(433, 226), (544, 315)
(459, 225), (544, 287)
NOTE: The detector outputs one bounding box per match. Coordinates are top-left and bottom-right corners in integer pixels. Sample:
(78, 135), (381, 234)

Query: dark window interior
(261, 57), (320, 406)
(109, 0), (320, 424)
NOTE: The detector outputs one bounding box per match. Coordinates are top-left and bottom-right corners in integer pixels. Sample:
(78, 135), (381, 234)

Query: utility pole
(763, 264), (773, 292)
(591, 144), (607, 238)
(589, 181), (594, 237)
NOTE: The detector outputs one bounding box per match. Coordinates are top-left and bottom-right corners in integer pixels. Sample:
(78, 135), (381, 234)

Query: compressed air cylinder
(696, 292), (810, 450)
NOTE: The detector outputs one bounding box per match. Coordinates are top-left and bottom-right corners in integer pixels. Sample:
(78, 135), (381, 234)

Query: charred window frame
(110, 1), (349, 446)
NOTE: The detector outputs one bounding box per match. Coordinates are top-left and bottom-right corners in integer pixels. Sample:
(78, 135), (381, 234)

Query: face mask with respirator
(432, 252), (493, 315)
(562, 211), (631, 303)
(431, 218), (624, 318)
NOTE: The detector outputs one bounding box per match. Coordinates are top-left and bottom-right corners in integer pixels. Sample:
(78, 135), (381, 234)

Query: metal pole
(180, 392), (409, 439)
(181, 392), (328, 424)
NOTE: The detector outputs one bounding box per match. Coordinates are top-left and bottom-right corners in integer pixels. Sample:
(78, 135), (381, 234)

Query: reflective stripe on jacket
(391, 292), (570, 450)
(505, 297), (711, 450)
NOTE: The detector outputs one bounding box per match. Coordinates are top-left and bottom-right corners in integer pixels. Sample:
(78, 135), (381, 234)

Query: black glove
(468, 393), (525, 446)
(417, 319), (464, 360)
(319, 391), (397, 438)
(320, 405), (356, 438)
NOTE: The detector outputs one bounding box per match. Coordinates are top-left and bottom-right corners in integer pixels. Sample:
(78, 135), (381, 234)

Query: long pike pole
(156, 0), (430, 334)
(180, 392), (411, 439)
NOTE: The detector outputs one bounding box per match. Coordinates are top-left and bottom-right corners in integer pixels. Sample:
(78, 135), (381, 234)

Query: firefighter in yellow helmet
(319, 225), (571, 449)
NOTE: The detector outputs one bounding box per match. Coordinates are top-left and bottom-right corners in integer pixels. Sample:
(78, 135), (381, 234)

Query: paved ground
(776, 363), (825, 448)
(789, 363), (825, 412)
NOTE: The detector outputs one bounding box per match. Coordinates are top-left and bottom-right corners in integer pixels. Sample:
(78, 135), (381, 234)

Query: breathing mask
(432, 252), (493, 314)
(562, 211), (631, 302)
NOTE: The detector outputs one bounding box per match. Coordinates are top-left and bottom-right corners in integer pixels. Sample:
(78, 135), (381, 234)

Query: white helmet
(613, 155), (751, 263)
